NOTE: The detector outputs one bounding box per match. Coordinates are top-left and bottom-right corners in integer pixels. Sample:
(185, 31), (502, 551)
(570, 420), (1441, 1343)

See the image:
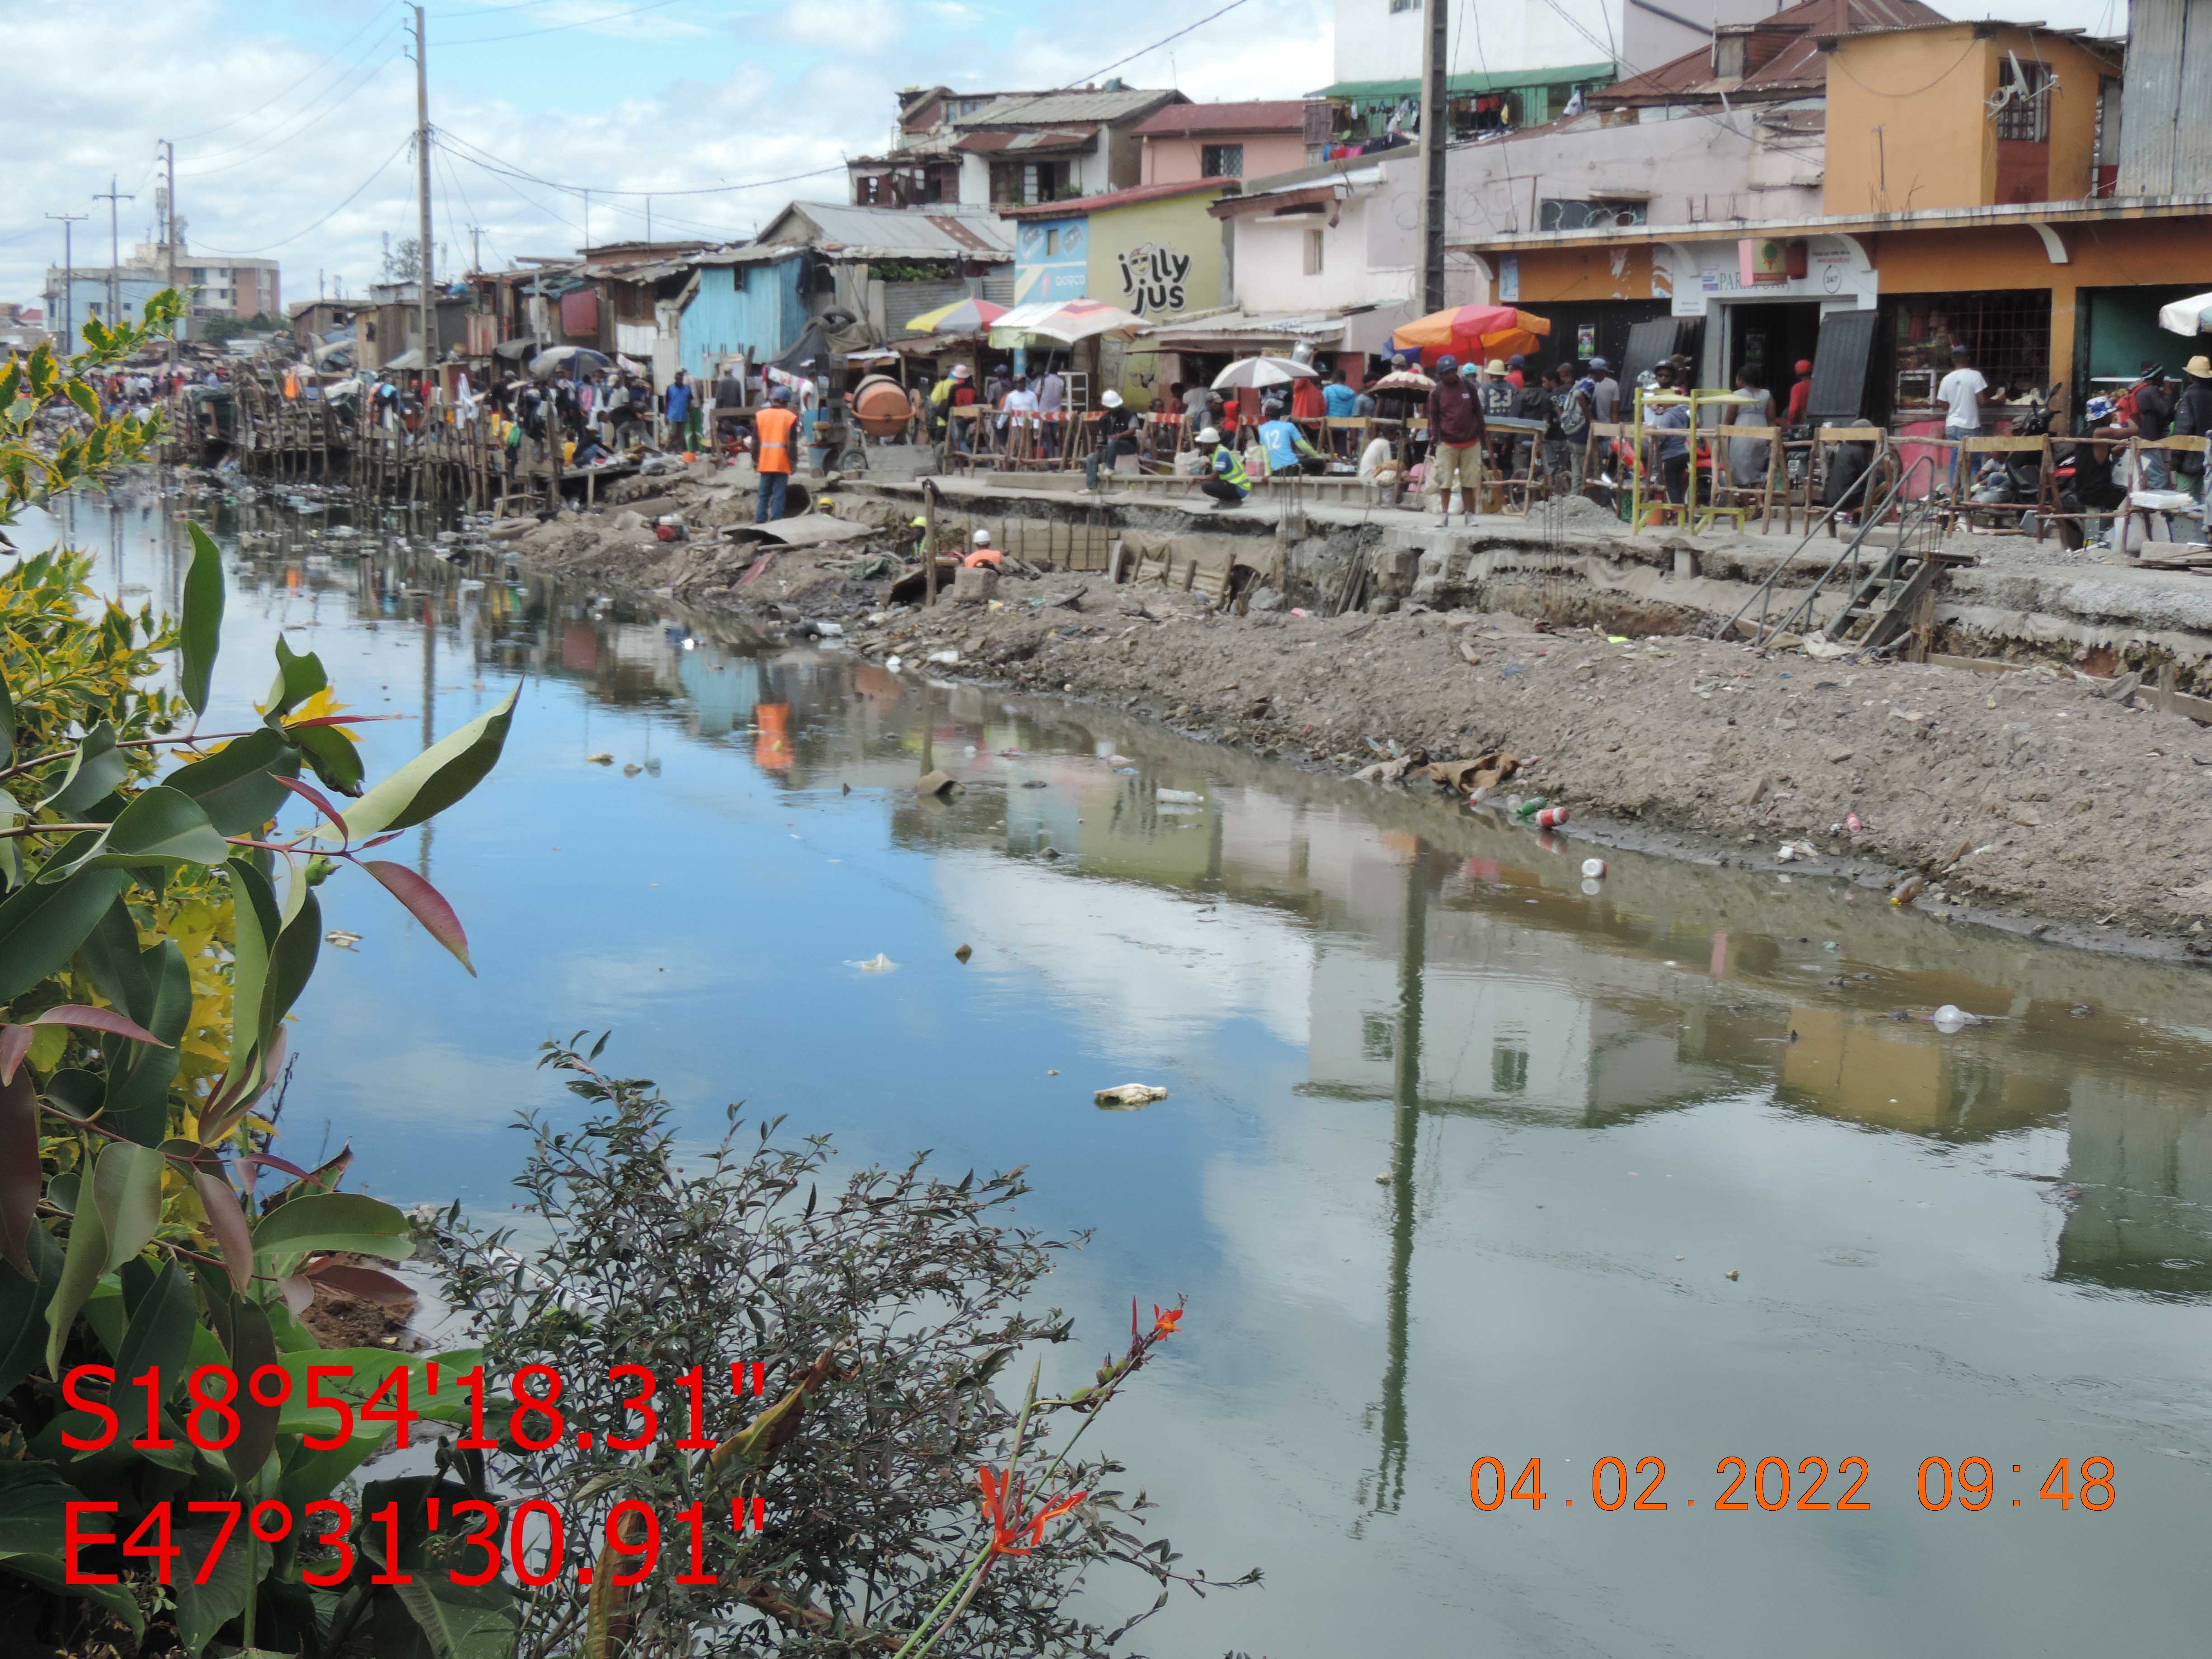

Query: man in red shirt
(1786, 360), (1813, 426)
(1424, 356), (1487, 526)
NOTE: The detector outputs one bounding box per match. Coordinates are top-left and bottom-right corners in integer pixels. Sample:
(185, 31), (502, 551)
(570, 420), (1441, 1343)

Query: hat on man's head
(2188, 355), (2212, 380)
(950, 364), (970, 379)
(1101, 389), (1124, 407)
(1434, 355), (1457, 372)
(1795, 359), (1813, 375)
(1507, 354), (1526, 367)
(2085, 395), (2116, 422)
(1589, 356), (1609, 372)
(1485, 359), (1507, 375)
(1950, 342), (1973, 357)
(1197, 425), (1221, 445)
(771, 387), (792, 403)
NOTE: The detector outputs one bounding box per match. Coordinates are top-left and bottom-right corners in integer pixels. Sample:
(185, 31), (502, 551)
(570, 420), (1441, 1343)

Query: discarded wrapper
(1095, 1083), (1169, 1110)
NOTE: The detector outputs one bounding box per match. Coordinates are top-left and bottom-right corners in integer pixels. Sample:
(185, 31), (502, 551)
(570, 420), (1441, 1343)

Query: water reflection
(33, 485), (2212, 1657)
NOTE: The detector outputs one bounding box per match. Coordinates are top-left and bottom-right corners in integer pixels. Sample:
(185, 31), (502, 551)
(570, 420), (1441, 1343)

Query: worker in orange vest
(962, 529), (1003, 568)
(753, 387), (800, 522)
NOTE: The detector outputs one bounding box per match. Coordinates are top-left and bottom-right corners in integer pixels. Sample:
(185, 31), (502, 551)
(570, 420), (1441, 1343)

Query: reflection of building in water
(2056, 1075), (2212, 1297)
(1776, 1006), (2065, 1139)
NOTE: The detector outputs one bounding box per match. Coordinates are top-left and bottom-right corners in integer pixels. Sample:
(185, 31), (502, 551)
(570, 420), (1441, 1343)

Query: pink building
(1134, 101), (1325, 186)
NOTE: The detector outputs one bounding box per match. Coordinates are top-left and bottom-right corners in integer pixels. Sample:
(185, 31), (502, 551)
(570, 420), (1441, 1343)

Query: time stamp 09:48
(1470, 1455), (2118, 1514)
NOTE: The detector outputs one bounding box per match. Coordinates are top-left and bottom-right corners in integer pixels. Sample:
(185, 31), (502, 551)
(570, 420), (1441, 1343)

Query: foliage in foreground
(0, 295), (521, 1657)
(428, 1043), (1256, 1659)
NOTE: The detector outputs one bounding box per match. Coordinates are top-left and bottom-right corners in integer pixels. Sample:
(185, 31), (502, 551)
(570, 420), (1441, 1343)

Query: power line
(182, 49), (406, 178)
(176, 4), (404, 143)
(431, 0), (687, 45)
(192, 133), (416, 256)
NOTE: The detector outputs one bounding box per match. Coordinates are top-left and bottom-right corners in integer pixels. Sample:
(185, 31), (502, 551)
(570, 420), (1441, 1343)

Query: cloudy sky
(0, 0), (2121, 310)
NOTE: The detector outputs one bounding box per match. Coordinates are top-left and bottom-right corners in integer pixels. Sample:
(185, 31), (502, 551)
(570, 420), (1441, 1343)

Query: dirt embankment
(498, 466), (2212, 954)
(842, 575), (2212, 955)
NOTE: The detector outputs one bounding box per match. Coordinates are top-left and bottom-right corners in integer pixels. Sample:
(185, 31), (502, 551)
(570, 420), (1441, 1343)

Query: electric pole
(94, 176), (134, 332)
(159, 140), (180, 361)
(582, 189), (591, 253)
(468, 225), (481, 275)
(413, 4), (434, 396)
(47, 212), (87, 351)
(1412, 0), (1448, 313)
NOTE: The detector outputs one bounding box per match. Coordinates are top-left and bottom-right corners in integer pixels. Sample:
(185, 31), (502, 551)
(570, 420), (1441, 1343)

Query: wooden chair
(1805, 425), (1889, 533)
(2116, 434), (2210, 551)
(1709, 425), (1787, 533)
(1949, 435), (2054, 533)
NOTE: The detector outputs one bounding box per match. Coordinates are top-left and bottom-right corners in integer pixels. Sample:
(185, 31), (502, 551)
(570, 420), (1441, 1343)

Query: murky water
(32, 483), (2212, 1657)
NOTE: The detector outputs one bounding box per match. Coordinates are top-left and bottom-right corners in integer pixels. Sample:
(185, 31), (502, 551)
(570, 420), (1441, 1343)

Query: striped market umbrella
(1390, 305), (1551, 364)
(905, 296), (1008, 333)
(989, 299), (1150, 342)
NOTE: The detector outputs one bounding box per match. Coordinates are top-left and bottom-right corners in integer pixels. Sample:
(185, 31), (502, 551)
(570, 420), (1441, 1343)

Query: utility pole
(646, 197), (652, 245)
(1412, 0), (1449, 313)
(582, 189), (591, 253)
(468, 225), (481, 275)
(47, 212), (87, 351)
(412, 4), (434, 398)
(94, 176), (134, 333)
(159, 140), (180, 362)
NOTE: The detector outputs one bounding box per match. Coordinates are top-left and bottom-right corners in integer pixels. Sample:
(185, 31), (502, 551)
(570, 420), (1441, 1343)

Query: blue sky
(0, 0), (2119, 309)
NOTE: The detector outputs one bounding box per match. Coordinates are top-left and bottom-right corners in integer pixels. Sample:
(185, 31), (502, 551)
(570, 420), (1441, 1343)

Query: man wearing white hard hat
(1194, 425), (1250, 509)
(962, 529), (1003, 569)
(1086, 389), (1139, 491)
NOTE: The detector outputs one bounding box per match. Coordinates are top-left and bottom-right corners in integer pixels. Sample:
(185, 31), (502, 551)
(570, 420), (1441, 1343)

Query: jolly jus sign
(1115, 243), (1193, 315)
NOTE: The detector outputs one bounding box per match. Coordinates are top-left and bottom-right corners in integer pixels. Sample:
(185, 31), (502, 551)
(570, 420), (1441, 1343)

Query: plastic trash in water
(1514, 796), (1547, 820)
(1537, 806), (1569, 827)
(1581, 858), (1607, 878)
(1932, 1003), (1968, 1033)
(1580, 878), (1603, 896)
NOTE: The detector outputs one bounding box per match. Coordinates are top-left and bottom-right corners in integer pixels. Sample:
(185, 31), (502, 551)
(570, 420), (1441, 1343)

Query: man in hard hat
(753, 387), (801, 522)
(930, 362), (975, 449)
(1086, 389), (1139, 490)
(963, 529), (1003, 568)
(1194, 424), (1250, 510)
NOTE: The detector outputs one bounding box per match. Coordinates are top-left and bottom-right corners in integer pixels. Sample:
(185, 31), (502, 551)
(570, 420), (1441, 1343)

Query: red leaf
(272, 773), (348, 840)
(191, 1168), (253, 1293)
(32, 1005), (168, 1046)
(357, 833), (403, 850)
(359, 860), (474, 975)
(202, 1026), (286, 1147)
(304, 1261), (417, 1308)
(282, 713), (400, 728)
(238, 1151), (311, 1183)
(0, 1071), (37, 1279)
(0, 1025), (32, 1087)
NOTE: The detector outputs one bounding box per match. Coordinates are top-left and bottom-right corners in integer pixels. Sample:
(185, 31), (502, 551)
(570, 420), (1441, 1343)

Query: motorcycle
(1962, 381), (2062, 520)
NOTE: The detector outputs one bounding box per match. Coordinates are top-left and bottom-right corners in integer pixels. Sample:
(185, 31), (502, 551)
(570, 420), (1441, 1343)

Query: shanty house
(1134, 101), (1328, 184)
(675, 201), (1012, 380)
(849, 83), (1187, 211)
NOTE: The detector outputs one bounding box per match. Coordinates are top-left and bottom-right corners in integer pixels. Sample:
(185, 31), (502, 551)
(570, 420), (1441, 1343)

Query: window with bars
(1994, 58), (2050, 142)
(1201, 143), (1244, 178)
(1886, 290), (2050, 408)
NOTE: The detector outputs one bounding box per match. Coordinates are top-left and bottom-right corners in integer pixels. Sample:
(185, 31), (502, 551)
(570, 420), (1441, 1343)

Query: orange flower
(977, 1467), (1089, 1557)
(1150, 1303), (1184, 1340)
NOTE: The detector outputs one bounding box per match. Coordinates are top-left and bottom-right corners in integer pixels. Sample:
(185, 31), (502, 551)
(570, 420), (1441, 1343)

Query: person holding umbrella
(1425, 356), (1487, 527)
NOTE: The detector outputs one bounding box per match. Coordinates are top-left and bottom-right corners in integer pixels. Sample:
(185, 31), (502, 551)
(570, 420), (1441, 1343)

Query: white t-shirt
(1358, 436), (1396, 478)
(1937, 366), (1987, 431)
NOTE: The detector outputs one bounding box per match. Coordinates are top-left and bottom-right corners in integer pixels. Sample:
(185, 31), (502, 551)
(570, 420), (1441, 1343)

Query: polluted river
(38, 481), (2212, 1659)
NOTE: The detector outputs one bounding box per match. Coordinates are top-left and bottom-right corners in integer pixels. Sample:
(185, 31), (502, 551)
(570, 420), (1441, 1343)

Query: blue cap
(1435, 355), (1457, 372)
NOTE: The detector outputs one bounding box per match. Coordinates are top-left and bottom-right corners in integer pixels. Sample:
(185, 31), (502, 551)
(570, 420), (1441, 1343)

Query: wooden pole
(923, 477), (938, 608)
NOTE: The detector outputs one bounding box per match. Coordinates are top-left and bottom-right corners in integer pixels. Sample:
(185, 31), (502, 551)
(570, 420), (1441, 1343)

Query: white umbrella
(2158, 291), (2212, 335)
(1211, 356), (1319, 390)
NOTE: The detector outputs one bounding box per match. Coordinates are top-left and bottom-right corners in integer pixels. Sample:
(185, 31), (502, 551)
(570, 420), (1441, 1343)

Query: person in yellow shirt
(753, 388), (801, 522)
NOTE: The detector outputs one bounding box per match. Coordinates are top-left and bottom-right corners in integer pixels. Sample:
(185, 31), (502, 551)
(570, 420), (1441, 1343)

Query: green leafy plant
(427, 1044), (1255, 1659)
(0, 296), (522, 1657)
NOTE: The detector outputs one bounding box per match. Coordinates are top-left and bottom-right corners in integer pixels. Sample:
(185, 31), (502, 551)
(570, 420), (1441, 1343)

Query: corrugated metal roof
(951, 88), (1182, 127)
(758, 202), (1013, 258)
(1134, 305), (1373, 344)
(1314, 64), (1613, 102)
(1595, 0), (1944, 105)
(999, 178), (1237, 219)
(1132, 100), (1315, 137)
(953, 127), (1098, 155)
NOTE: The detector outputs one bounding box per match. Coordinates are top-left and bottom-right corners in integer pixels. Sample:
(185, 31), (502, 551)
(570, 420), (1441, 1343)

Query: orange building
(1447, 19), (2212, 426)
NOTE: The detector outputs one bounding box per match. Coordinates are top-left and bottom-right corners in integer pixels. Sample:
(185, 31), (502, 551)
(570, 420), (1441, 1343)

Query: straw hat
(2188, 355), (2212, 380)
(1485, 358), (1507, 375)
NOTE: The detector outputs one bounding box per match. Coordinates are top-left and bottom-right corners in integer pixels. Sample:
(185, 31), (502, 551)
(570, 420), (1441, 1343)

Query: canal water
(33, 483), (2212, 1657)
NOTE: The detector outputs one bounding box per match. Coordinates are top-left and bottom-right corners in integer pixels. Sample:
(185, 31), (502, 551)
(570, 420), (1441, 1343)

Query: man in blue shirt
(1649, 366), (1692, 503)
(1322, 370), (1359, 419)
(1256, 398), (1327, 477)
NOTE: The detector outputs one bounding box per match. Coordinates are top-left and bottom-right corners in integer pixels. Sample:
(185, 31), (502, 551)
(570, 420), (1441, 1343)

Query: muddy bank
(849, 580), (2212, 956)
(497, 465), (2212, 954)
